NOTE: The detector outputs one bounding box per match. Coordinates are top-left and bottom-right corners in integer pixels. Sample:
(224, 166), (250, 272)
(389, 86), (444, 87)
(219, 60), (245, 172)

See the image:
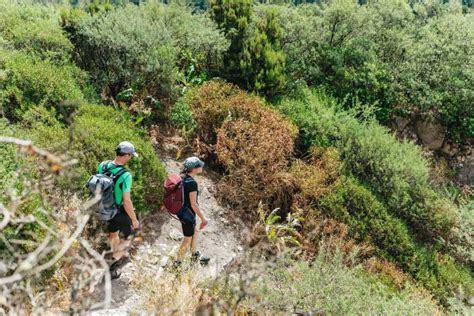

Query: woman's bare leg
(177, 236), (192, 261)
(191, 228), (199, 254)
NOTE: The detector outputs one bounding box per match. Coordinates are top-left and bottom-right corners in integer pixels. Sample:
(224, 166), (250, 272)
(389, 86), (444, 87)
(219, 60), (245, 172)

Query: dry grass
(131, 264), (209, 315)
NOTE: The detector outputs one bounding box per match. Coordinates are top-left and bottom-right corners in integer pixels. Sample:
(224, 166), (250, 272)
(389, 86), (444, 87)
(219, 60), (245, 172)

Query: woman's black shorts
(177, 207), (196, 237)
(108, 208), (132, 238)
(181, 221), (196, 237)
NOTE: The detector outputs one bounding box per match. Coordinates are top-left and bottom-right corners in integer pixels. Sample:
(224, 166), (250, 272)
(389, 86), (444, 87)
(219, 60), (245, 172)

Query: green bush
(274, 90), (456, 242)
(0, 119), (52, 256)
(70, 4), (175, 97)
(0, 50), (84, 120)
(20, 104), (166, 214)
(0, 119), (18, 200)
(411, 249), (474, 306)
(69, 3), (227, 98)
(395, 10), (474, 141)
(170, 99), (198, 141)
(277, 0), (474, 142)
(226, 250), (441, 315)
(0, 0), (73, 61)
(170, 99), (197, 135)
(318, 176), (416, 266)
(446, 198), (474, 269)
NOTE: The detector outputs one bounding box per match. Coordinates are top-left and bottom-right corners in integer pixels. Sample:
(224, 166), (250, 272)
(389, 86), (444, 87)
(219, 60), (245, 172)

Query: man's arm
(123, 192), (139, 229)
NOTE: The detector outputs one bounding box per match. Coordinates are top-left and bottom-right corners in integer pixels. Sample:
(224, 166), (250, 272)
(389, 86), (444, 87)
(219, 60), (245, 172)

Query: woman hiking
(175, 157), (210, 266)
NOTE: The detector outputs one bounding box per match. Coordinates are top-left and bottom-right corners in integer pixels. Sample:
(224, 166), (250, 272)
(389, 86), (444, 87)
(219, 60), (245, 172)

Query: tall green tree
(240, 6), (286, 97)
(210, 0), (252, 82)
(210, 1), (287, 96)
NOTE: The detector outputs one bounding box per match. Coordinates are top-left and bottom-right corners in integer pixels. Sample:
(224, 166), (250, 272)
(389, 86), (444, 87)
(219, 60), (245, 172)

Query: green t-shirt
(97, 161), (132, 206)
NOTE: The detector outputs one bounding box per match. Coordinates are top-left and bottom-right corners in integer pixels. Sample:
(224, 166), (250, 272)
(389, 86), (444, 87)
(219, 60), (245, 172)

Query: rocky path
(90, 153), (243, 315)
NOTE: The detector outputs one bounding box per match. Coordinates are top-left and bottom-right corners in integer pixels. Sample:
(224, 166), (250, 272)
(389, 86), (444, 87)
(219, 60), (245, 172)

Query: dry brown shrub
(215, 113), (296, 218)
(365, 257), (411, 290)
(188, 80), (291, 145)
(289, 146), (341, 211)
(0, 137), (112, 314)
(301, 213), (373, 266)
(186, 81), (298, 218)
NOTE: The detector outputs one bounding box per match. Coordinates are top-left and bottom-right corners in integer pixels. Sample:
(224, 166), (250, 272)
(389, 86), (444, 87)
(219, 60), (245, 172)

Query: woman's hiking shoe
(192, 251), (210, 266)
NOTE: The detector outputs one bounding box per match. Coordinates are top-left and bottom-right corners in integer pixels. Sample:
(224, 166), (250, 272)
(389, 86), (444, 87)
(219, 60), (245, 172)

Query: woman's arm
(189, 191), (208, 226)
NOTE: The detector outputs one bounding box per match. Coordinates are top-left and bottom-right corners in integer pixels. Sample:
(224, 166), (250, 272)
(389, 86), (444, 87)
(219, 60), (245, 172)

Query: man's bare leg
(109, 232), (132, 260)
(109, 232), (121, 260)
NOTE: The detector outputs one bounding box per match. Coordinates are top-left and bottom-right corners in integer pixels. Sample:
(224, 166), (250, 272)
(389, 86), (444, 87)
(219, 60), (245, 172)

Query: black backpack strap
(113, 167), (129, 185)
(101, 160), (113, 174)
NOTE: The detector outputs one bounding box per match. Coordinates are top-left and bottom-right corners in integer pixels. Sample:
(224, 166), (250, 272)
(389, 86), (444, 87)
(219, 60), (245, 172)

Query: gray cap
(116, 141), (138, 157)
(183, 156), (204, 172)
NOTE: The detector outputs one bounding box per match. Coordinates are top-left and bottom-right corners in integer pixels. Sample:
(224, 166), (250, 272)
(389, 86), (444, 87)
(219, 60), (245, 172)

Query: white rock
(168, 229), (183, 241)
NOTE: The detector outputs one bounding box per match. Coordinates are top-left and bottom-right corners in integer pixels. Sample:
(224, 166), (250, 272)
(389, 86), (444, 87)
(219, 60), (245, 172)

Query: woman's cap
(183, 156), (205, 171)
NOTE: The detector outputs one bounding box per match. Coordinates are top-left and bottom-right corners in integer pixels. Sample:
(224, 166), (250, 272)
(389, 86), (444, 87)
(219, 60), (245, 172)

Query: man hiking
(97, 141), (140, 278)
(175, 157), (210, 266)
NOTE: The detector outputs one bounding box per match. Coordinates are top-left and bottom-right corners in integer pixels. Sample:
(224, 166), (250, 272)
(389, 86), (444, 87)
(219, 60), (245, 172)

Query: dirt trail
(90, 152), (243, 315)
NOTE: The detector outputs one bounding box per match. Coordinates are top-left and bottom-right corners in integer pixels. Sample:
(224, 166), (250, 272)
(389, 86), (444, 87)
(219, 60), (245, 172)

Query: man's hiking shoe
(192, 251), (210, 266)
(110, 268), (121, 280)
(109, 256), (131, 271)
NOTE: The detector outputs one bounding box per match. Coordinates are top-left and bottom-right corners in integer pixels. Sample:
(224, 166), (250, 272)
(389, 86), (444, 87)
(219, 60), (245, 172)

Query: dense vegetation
(0, 0), (472, 313)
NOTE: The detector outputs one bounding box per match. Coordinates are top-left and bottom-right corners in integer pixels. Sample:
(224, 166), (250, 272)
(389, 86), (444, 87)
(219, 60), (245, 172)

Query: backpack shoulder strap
(113, 168), (129, 184)
(100, 160), (112, 174)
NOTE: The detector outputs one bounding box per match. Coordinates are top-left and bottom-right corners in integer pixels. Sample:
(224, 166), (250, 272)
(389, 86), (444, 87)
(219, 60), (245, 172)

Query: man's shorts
(108, 208), (132, 238)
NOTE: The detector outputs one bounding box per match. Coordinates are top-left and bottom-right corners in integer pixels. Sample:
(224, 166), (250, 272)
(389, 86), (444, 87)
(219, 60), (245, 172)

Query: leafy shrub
(0, 50), (84, 120)
(278, 0), (402, 122)
(21, 104), (166, 213)
(446, 198), (474, 269)
(224, 250), (441, 315)
(318, 176), (416, 266)
(170, 100), (197, 136)
(0, 0), (73, 61)
(274, 90), (457, 243)
(411, 249), (474, 306)
(0, 120), (52, 256)
(278, 0), (473, 142)
(394, 9), (474, 141)
(69, 3), (227, 98)
(0, 119), (18, 200)
(70, 4), (175, 98)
